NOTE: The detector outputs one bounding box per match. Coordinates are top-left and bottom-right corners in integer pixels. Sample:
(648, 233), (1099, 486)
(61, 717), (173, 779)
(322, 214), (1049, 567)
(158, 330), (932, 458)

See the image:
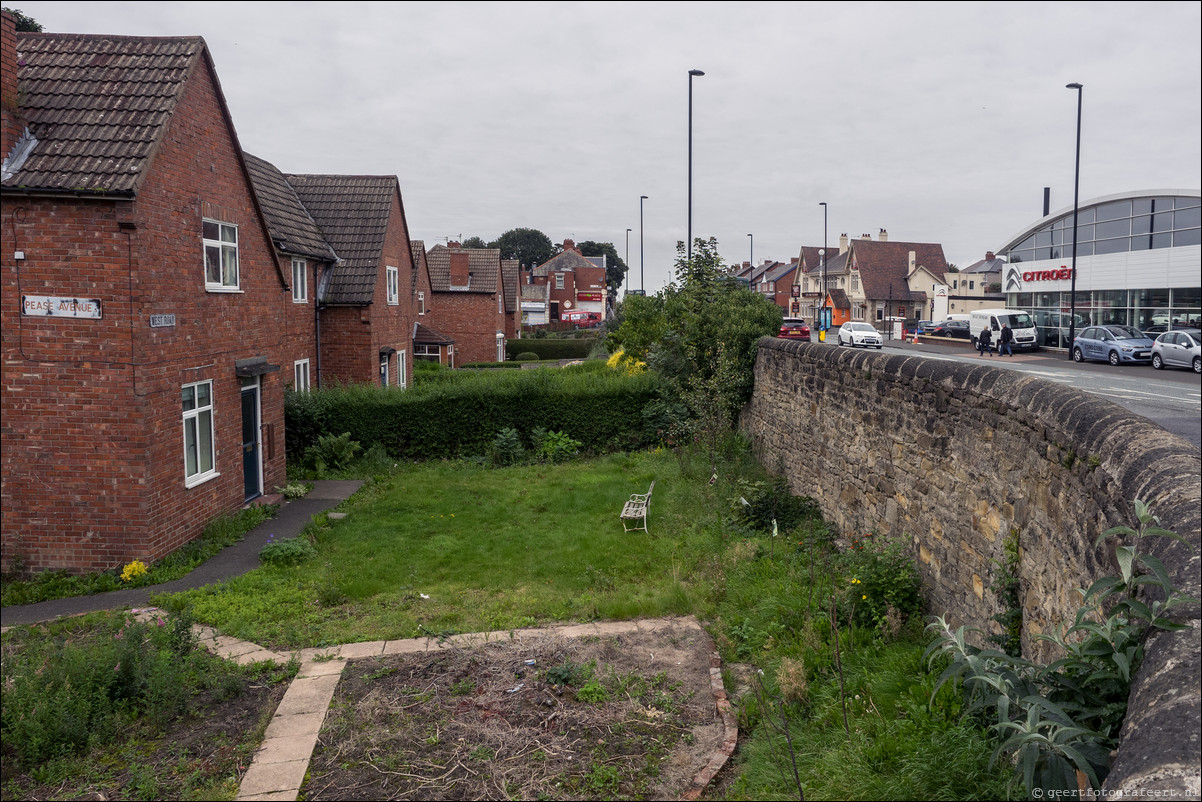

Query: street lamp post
(747, 233), (753, 271)
(819, 201), (828, 337)
(625, 228), (632, 275)
(687, 69), (704, 266)
(639, 195), (648, 293)
(1066, 82), (1083, 355)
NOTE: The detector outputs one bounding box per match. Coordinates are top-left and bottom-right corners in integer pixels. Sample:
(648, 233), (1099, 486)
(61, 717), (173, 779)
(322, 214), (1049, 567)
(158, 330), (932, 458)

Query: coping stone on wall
(744, 338), (1201, 797)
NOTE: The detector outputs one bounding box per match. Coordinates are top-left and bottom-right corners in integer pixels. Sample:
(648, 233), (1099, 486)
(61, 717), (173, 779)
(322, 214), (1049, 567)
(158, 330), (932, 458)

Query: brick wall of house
(283, 256), (322, 390)
(319, 306), (373, 385)
(1, 52), (288, 573)
(428, 290), (504, 364)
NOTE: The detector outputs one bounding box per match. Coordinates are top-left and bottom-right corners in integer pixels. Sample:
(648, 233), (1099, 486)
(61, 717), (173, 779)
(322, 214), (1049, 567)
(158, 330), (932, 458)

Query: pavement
(0, 479), (364, 628)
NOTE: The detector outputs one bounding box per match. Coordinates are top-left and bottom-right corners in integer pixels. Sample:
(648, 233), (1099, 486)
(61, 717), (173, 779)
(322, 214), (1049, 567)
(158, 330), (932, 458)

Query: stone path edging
(166, 613), (736, 801)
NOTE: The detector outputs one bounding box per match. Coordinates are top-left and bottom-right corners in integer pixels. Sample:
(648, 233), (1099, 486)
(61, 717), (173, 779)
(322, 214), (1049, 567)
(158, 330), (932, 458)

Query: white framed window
(418, 291), (426, 315)
(415, 344), (440, 362)
(182, 380), (217, 486)
(292, 258), (308, 303)
(386, 266), (399, 304)
(379, 353), (389, 386)
(555, 273), (565, 290)
(203, 219), (239, 290)
(293, 359), (311, 392)
(396, 348), (407, 388)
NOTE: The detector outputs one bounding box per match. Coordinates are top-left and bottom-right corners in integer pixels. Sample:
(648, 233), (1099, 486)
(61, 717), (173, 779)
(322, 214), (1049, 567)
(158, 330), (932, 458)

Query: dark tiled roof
(797, 246), (828, 274)
(501, 259), (519, 313)
(426, 245), (500, 293)
(829, 288), (851, 309)
(764, 262), (797, 283)
(243, 153), (337, 263)
(849, 239), (947, 303)
(4, 33), (204, 194)
(534, 249), (597, 276)
(414, 322), (454, 345)
(962, 257), (1006, 274)
(285, 174), (397, 305)
(409, 240), (427, 293)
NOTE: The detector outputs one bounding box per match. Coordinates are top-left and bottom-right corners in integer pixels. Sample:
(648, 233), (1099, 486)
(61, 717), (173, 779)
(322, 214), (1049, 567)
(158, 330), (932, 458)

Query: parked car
(928, 319), (971, 339)
(914, 320), (937, 335)
(1071, 325), (1155, 366)
(777, 318), (811, 341)
(837, 322), (882, 349)
(1150, 329), (1201, 374)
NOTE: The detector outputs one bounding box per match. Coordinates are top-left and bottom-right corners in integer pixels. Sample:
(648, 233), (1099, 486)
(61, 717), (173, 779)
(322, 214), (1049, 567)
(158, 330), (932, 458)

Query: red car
(778, 318), (811, 341)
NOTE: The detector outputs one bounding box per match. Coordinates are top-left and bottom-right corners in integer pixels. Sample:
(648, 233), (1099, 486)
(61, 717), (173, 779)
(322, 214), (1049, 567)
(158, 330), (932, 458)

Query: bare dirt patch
(302, 619), (725, 801)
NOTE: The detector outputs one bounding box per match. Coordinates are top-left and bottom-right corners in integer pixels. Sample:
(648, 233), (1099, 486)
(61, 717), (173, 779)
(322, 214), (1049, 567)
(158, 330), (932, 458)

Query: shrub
(259, 535), (317, 566)
(304, 432), (362, 475)
(514, 352), (540, 361)
(532, 429), (582, 463)
(836, 533), (923, 629)
(488, 427), (526, 466)
(504, 338), (596, 361)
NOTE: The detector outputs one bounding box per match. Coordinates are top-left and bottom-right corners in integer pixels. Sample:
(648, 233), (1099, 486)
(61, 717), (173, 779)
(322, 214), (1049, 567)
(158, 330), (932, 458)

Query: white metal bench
(620, 481), (655, 532)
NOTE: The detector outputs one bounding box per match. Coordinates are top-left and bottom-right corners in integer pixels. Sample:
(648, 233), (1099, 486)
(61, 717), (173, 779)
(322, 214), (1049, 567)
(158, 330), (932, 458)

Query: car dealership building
(996, 189), (1200, 348)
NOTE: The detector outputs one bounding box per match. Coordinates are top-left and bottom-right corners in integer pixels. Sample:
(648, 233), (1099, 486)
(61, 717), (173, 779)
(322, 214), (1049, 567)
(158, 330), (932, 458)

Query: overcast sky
(14, 1), (1202, 293)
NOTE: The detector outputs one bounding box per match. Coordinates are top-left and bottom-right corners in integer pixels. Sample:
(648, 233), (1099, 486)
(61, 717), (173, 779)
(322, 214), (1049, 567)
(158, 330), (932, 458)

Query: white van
(945, 314), (970, 323)
(969, 308), (1039, 351)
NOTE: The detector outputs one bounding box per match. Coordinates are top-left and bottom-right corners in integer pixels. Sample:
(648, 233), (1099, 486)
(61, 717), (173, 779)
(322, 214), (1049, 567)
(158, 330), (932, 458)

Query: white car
(838, 322), (883, 349)
(1150, 329), (1201, 374)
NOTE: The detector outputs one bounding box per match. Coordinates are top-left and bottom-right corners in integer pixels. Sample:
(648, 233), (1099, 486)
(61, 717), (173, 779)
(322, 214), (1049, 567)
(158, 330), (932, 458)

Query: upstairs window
(203, 220), (239, 290)
(555, 273), (565, 290)
(386, 266), (399, 304)
(292, 258), (308, 303)
(418, 291), (426, 315)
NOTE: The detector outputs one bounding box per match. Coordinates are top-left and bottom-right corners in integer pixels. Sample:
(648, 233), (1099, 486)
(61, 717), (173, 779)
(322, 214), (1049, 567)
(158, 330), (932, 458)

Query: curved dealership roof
(997, 189), (1201, 262)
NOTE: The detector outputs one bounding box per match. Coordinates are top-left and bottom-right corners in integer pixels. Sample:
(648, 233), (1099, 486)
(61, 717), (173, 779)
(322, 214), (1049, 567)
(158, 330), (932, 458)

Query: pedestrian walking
(979, 326), (994, 357)
(999, 323), (1014, 357)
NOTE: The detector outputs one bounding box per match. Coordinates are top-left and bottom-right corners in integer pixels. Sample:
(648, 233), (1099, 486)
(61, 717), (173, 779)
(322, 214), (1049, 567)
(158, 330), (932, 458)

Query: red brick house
(408, 241), (454, 366)
(283, 174), (418, 388)
(528, 239), (608, 323)
(243, 153), (338, 391)
(424, 242), (509, 364)
(1, 20), (289, 572)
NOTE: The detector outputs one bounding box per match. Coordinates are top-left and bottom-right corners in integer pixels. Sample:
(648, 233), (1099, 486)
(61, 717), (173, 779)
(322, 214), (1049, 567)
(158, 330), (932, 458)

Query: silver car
(838, 322), (883, 349)
(1071, 325), (1155, 366)
(1150, 329), (1201, 374)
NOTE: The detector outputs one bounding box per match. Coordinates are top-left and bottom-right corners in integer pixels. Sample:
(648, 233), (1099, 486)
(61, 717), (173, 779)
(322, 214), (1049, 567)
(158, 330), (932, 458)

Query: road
(866, 337), (1202, 448)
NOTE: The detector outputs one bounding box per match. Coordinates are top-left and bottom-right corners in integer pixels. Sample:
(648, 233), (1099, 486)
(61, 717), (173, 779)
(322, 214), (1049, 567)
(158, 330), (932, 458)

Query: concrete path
(0, 480), (363, 628)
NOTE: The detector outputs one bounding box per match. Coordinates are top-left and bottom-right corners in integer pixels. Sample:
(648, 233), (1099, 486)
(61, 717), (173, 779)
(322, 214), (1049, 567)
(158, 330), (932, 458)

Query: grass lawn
(164, 450), (721, 650)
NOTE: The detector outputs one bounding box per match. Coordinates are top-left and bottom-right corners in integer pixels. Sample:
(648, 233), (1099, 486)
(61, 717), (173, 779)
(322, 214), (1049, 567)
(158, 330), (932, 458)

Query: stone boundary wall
(740, 338), (1200, 796)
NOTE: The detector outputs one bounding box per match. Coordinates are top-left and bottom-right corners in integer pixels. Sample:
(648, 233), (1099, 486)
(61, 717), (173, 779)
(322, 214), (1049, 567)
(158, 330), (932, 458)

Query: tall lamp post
(819, 201), (828, 339)
(747, 233), (753, 270)
(625, 228), (632, 276)
(639, 195), (648, 293)
(687, 69), (704, 266)
(1066, 82), (1083, 355)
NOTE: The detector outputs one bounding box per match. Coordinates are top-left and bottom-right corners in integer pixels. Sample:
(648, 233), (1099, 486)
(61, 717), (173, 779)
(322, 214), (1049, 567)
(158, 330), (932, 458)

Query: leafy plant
(488, 427), (525, 467)
(259, 535), (317, 567)
(532, 429), (581, 463)
(836, 533), (923, 629)
(925, 500), (1196, 796)
(305, 432), (362, 475)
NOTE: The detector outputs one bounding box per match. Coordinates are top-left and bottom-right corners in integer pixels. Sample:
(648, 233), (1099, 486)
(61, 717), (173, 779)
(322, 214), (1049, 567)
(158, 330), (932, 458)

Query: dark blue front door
(241, 384), (260, 501)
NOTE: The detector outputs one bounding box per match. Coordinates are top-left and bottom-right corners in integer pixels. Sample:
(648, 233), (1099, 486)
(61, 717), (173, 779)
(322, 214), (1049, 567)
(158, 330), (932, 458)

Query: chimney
(562, 238), (580, 254)
(986, 251), (995, 262)
(1, 11), (22, 158)
(450, 252), (470, 286)
(860, 233), (872, 240)
(839, 233), (849, 254)
(908, 250), (917, 272)
(878, 228), (888, 242)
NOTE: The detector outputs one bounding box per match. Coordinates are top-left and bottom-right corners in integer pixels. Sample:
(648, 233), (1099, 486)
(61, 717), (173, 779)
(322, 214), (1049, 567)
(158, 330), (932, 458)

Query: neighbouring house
(526, 239), (609, 323)
(945, 251), (1007, 315)
(758, 259), (799, 314)
(1, 18), (290, 572)
(788, 246), (829, 319)
(500, 258), (520, 338)
(424, 242), (509, 364)
(243, 153), (339, 391)
(408, 241), (455, 366)
(520, 281), (551, 327)
(283, 173), (418, 388)
(799, 230), (947, 328)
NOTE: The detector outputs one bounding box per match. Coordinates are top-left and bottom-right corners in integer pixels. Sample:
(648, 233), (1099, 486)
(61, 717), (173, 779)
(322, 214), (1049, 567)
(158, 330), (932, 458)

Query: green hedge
(504, 338), (597, 361)
(286, 367), (663, 462)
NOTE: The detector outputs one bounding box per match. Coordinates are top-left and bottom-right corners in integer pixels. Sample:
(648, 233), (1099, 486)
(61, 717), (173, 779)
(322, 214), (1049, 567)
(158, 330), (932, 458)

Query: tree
(577, 241), (628, 292)
(461, 236), (489, 250)
(492, 228), (555, 268)
(609, 236), (782, 417)
(947, 263), (960, 273)
(2, 7), (42, 31)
